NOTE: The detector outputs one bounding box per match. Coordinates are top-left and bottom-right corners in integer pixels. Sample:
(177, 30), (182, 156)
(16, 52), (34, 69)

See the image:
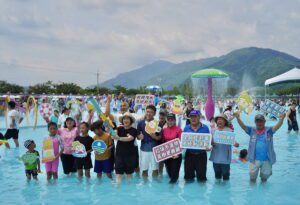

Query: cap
(24, 140), (34, 149)
(255, 114), (266, 122)
(189, 110), (200, 117)
(167, 113), (176, 119)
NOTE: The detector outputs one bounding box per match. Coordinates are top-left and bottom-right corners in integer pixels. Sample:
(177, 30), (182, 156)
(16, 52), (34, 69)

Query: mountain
(100, 60), (174, 88)
(100, 47), (300, 89)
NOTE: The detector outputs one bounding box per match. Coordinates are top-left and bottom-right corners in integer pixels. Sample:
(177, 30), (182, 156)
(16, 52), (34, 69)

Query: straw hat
(119, 112), (136, 125)
(214, 114), (229, 126)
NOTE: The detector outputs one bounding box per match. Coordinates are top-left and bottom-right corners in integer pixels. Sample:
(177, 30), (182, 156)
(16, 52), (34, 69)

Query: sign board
(153, 138), (182, 162)
(213, 130), (235, 145)
(135, 95), (154, 106)
(180, 132), (212, 150)
(261, 100), (285, 118)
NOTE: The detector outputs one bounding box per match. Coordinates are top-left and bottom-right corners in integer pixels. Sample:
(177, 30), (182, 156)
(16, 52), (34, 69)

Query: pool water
(0, 112), (300, 205)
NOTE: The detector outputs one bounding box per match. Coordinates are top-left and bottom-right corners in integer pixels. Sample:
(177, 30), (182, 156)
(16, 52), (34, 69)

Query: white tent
(265, 67), (300, 86)
(264, 67), (300, 98)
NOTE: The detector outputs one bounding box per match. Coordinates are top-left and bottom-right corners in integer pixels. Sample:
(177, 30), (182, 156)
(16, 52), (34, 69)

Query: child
(239, 149), (248, 162)
(45, 122), (64, 180)
(23, 140), (41, 180)
(51, 110), (59, 124)
(74, 122), (94, 178)
(91, 120), (113, 179)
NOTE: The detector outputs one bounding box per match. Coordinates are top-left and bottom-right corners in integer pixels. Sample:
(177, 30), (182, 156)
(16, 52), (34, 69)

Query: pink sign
(152, 138), (182, 162)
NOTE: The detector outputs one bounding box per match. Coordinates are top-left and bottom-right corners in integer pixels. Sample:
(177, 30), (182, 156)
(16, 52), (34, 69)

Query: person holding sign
(209, 114), (239, 181)
(234, 112), (285, 182)
(137, 105), (162, 178)
(183, 110), (210, 182)
(23, 140), (41, 180)
(162, 113), (182, 184)
(91, 121), (113, 179)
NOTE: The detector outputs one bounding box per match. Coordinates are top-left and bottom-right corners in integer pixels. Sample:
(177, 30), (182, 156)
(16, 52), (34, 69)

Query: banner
(261, 100), (285, 118)
(180, 132), (212, 150)
(135, 95), (154, 105)
(153, 138), (182, 162)
(213, 130), (235, 145)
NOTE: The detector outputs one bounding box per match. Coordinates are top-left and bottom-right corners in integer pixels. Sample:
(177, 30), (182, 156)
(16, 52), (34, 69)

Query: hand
(279, 113), (286, 120)
(111, 136), (120, 141)
(138, 133), (144, 140)
(233, 111), (240, 118)
(172, 155), (179, 159)
(234, 142), (239, 148)
(150, 133), (157, 139)
(206, 147), (212, 152)
(54, 155), (60, 160)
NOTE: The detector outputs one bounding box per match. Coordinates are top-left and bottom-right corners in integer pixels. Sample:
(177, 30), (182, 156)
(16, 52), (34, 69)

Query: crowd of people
(0, 93), (298, 184)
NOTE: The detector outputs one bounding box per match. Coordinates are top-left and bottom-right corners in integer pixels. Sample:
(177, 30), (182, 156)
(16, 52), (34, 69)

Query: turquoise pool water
(0, 112), (300, 205)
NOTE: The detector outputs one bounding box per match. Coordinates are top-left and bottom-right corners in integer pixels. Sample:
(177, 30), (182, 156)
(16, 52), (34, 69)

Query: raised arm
(233, 111), (248, 133)
(105, 95), (112, 117)
(272, 113), (286, 133)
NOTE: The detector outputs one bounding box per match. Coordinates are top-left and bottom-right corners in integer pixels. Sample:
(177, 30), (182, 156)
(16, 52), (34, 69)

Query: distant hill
(100, 47), (300, 89)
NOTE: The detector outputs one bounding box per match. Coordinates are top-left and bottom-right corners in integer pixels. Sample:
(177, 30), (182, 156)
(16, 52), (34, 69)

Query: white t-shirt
(57, 114), (68, 128)
(8, 109), (21, 129)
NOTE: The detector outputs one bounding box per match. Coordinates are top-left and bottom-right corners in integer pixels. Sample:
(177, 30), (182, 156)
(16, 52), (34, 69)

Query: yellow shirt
(94, 133), (112, 161)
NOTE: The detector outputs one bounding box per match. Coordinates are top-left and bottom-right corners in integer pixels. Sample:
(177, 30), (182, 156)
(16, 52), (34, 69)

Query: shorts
(288, 121), (299, 131)
(115, 154), (137, 175)
(94, 159), (112, 174)
(61, 153), (77, 174)
(45, 159), (59, 173)
(140, 151), (158, 172)
(4, 129), (19, 140)
(25, 169), (38, 177)
(75, 156), (93, 170)
(249, 160), (272, 180)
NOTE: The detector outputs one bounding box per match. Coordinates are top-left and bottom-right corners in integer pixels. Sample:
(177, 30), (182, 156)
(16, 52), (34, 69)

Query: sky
(0, 0), (300, 87)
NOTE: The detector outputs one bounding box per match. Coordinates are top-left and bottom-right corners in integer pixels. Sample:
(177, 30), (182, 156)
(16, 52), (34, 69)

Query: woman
(223, 105), (235, 131)
(162, 113), (182, 183)
(114, 112), (140, 183)
(58, 116), (80, 175)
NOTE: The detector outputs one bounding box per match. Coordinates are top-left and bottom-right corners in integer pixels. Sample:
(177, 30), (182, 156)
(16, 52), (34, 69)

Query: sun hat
(214, 114), (229, 126)
(119, 112), (136, 124)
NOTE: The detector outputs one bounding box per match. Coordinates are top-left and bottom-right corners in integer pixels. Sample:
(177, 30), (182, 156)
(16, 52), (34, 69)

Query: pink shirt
(58, 127), (79, 154)
(162, 126), (182, 142)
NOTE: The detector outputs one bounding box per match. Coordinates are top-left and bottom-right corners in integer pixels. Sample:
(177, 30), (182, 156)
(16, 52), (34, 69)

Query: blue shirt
(137, 120), (160, 152)
(247, 126), (273, 161)
(183, 123), (210, 153)
(51, 116), (58, 124)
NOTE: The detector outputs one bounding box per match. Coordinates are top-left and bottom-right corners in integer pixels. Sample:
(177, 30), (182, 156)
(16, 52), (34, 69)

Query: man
(183, 110), (210, 182)
(234, 112), (285, 182)
(137, 105), (161, 178)
(286, 102), (299, 134)
(4, 101), (23, 148)
(183, 101), (194, 126)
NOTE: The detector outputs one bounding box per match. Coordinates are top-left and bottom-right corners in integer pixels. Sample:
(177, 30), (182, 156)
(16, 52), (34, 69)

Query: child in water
(45, 122), (64, 180)
(91, 120), (113, 179)
(23, 140), (41, 180)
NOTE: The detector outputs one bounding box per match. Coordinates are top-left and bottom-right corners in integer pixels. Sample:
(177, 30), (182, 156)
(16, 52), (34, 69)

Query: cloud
(0, 0), (299, 87)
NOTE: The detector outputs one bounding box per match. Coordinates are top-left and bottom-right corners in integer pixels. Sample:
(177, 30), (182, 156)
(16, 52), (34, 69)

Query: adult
(183, 101), (194, 126)
(4, 101), (23, 148)
(183, 110), (210, 182)
(162, 113), (182, 183)
(209, 114), (239, 181)
(223, 105), (235, 131)
(57, 107), (71, 128)
(158, 110), (167, 175)
(234, 112), (285, 182)
(137, 105), (161, 177)
(114, 112), (140, 183)
(287, 102), (299, 134)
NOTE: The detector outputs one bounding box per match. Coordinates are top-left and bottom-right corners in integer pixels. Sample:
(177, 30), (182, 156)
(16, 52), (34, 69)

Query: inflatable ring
(26, 96), (38, 130)
(39, 103), (53, 120)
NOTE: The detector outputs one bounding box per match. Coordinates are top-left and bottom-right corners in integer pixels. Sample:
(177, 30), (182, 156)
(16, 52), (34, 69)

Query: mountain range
(100, 47), (300, 90)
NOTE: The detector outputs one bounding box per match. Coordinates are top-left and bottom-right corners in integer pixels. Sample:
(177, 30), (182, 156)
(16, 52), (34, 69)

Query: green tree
(182, 83), (193, 99)
(0, 81), (24, 93)
(55, 83), (82, 94)
(28, 81), (55, 94)
(112, 85), (127, 94)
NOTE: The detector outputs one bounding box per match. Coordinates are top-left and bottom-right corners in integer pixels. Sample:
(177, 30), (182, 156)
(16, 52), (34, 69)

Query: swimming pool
(0, 112), (300, 205)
